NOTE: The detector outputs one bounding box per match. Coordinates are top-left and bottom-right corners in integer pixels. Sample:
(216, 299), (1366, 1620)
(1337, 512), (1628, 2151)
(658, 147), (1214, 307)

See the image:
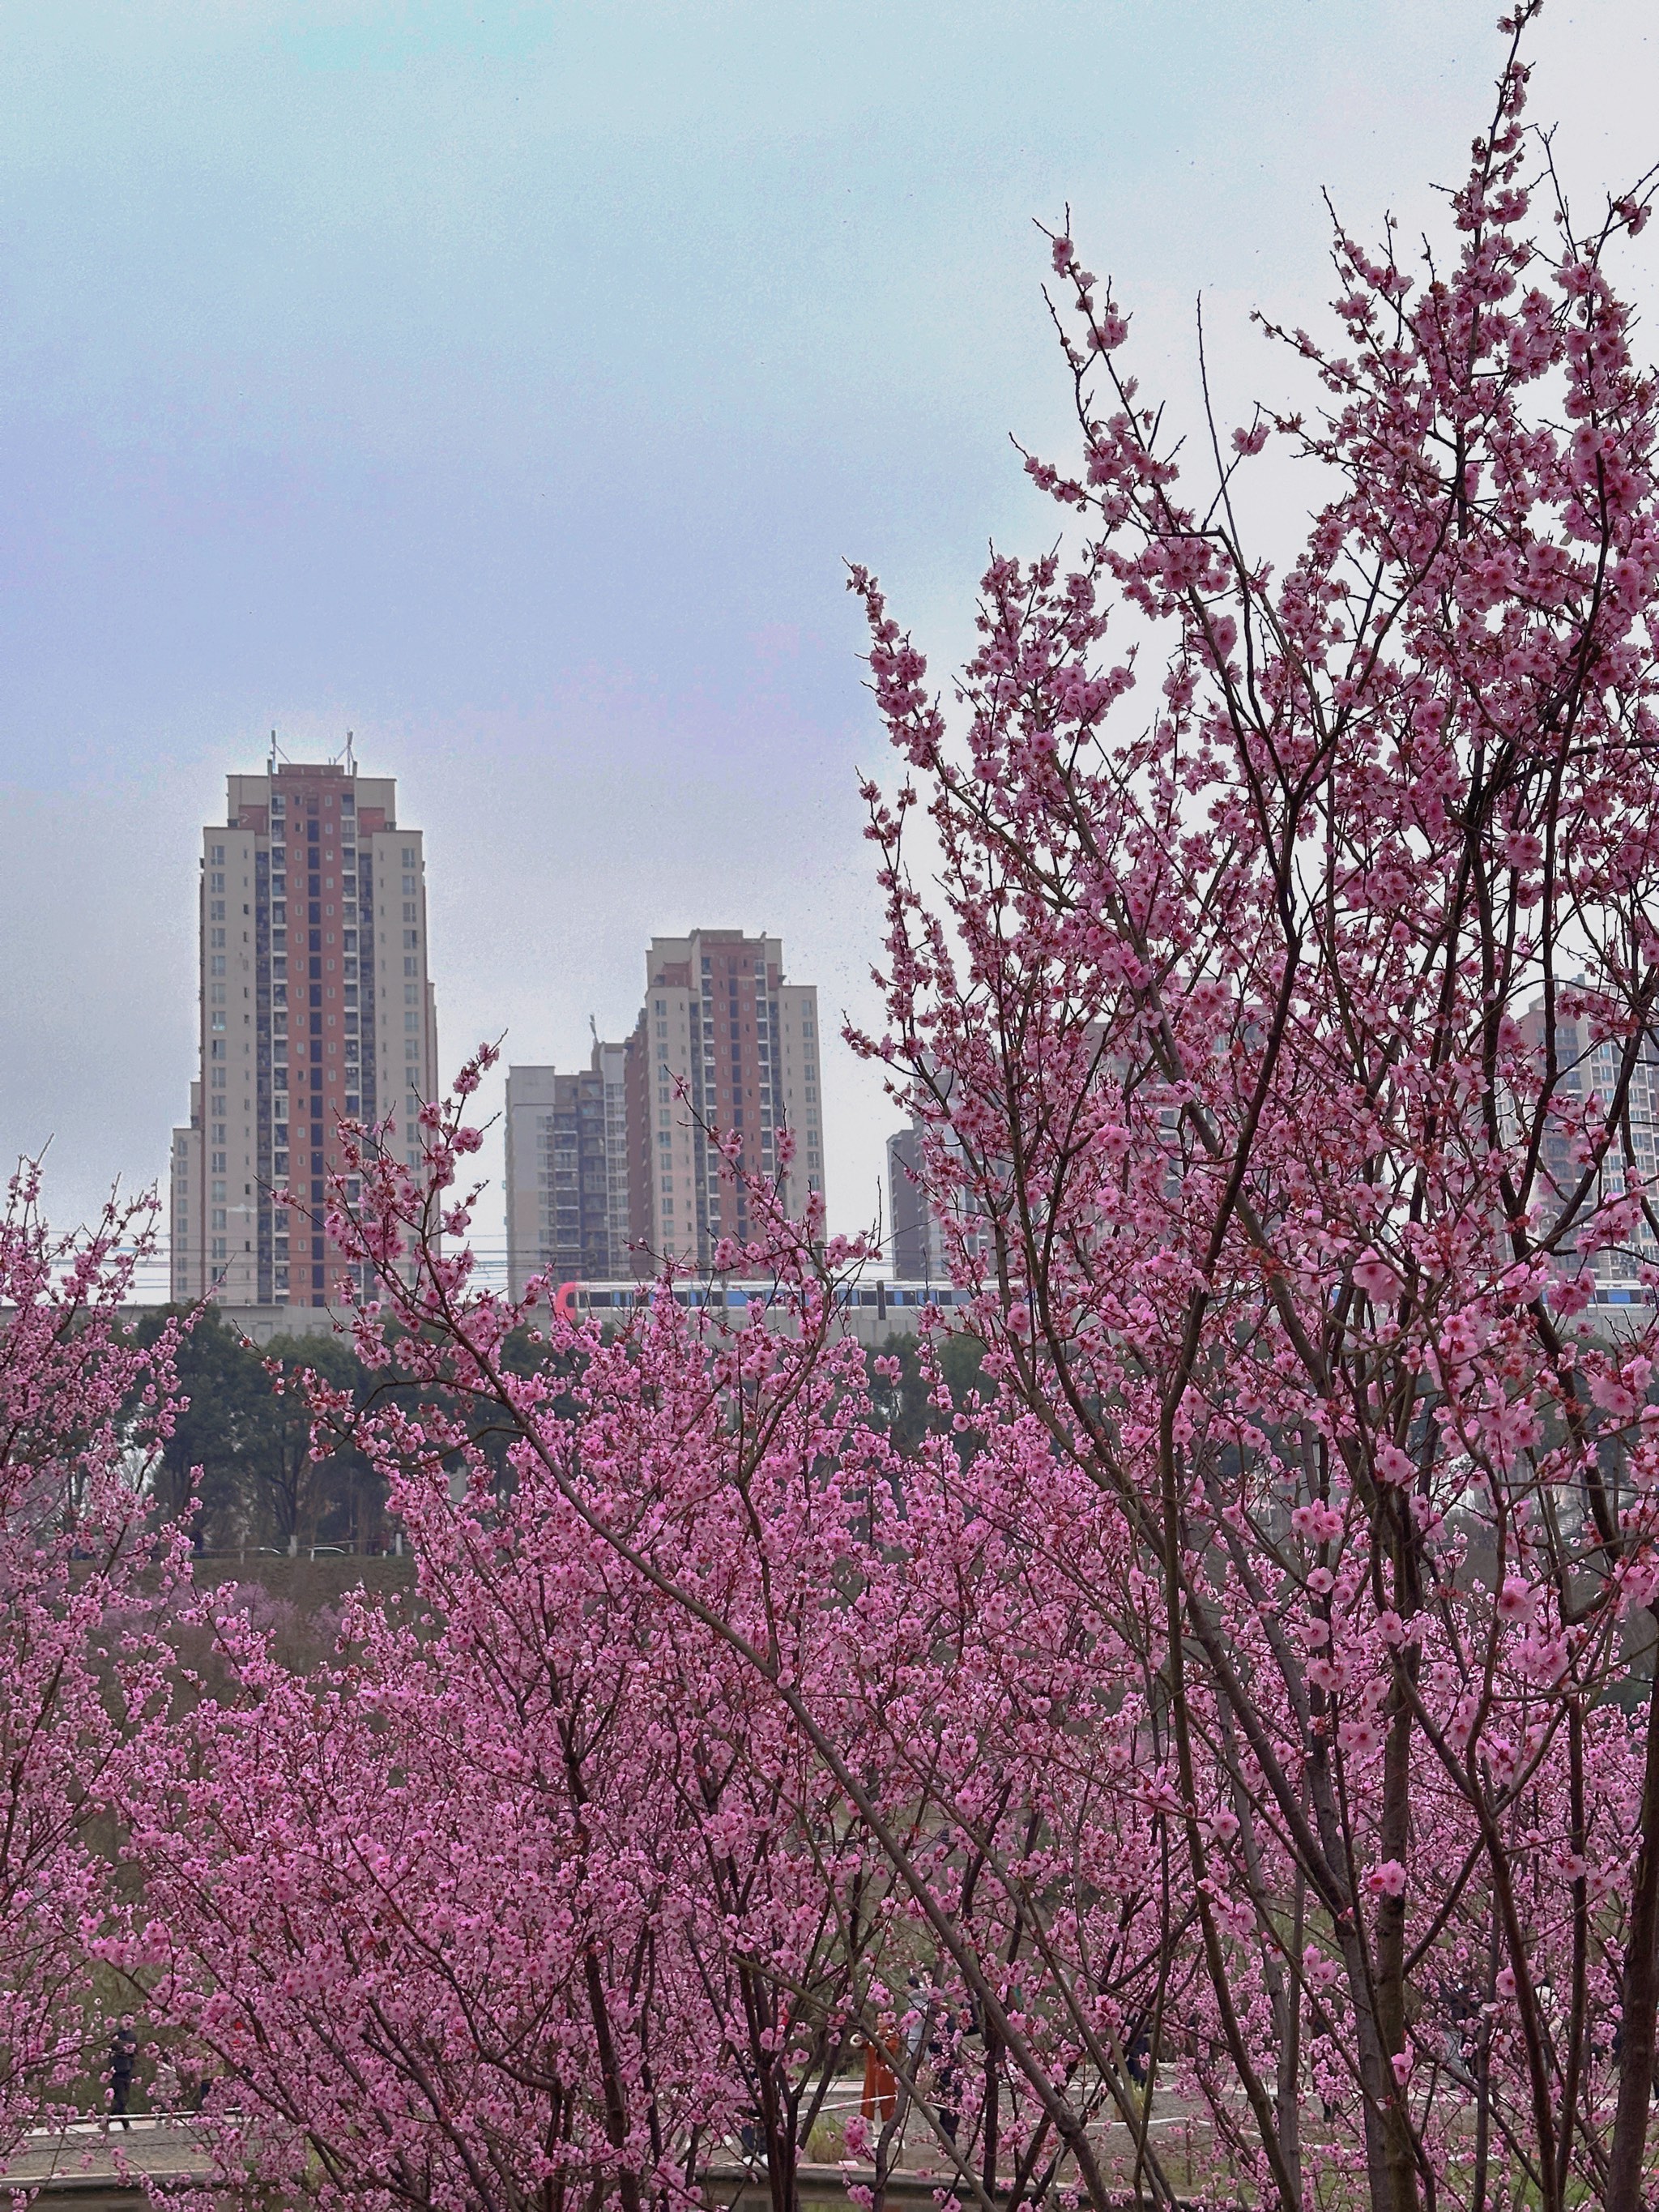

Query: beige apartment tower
(504, 1048), (630, 1299)
(626, 929), (825, 1267)
(170, 755), (438, 1308)
(503, 928), (827, 1289)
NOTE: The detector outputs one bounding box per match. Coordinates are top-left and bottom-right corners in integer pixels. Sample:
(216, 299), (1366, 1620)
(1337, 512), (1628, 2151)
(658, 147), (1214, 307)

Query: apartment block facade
(169, 1082), (206, 1305)
(1520, 1002), (1659, 1307)
(504, 1049), (630, 1297)
(886, 1108), (991, 1286)
(886, 1122), (934, 1282)
(503, 928), (827, 1289)
(170, 758), (438, 1308)
(627, 930), (825, 1266)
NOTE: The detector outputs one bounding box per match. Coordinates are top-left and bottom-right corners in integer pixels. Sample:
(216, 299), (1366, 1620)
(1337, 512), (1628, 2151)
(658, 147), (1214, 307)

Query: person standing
(108, 2016), (139, 2130)
(860, 2014), (899, 2126)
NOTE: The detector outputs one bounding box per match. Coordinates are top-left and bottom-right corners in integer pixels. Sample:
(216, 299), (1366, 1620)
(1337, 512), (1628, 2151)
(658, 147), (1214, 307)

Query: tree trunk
(1375, 1680), (1419, 2212)
(1607, 1608), (1659, 2212)
(1273, 1867), (1304, 2206)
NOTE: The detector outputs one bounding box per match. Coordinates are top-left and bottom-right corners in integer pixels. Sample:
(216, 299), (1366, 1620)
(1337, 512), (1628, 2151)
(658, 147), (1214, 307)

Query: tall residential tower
(503, 1048), (631, 1297)
(626, 929), (824, 1266)
(170, 757), (438, 1308)
(502, 928), (827, 1288)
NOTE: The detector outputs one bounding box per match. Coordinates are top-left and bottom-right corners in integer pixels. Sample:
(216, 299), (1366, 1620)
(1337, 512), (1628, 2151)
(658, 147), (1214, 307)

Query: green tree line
(127, 1309), (387, 1556)
(128, 1309), (979, 1556)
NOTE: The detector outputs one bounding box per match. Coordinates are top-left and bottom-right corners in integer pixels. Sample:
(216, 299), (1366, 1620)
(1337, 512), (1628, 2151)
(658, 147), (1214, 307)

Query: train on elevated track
(550, 1277), (971, 1344)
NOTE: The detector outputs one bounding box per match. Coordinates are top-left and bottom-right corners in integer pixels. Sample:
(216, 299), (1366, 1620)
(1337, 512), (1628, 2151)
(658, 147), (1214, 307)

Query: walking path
(2, 2116), (216, 2199)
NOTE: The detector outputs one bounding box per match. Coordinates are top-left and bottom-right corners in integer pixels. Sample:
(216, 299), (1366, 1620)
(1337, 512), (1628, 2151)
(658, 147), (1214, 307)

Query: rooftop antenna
(267, 728), (279, 773)
(343, 729), (357, 775)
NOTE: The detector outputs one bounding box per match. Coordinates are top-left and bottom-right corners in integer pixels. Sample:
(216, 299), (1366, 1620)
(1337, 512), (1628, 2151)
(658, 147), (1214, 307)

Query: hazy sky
(1, 1), (1654, 1287)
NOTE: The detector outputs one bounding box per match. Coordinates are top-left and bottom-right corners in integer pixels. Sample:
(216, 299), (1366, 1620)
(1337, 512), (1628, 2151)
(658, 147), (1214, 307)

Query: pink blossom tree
(850, 8), (1659, 2208)
(113, 11), (1659, 2212)
(0, 1164), (181, 2154)
(114, 1237), (918, 2212)
(120, 1081), (1226, 2212)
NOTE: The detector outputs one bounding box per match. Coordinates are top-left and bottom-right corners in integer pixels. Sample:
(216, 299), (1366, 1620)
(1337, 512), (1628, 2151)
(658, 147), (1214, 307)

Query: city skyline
(1, 3), (1652, 1279)
(161, 753), (852, 1309)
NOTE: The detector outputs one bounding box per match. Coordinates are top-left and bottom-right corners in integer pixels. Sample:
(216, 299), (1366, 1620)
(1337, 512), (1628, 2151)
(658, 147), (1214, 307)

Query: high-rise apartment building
(1519, 1002), (1659, 1308)
(169, 1082), (206, 1305)
(886, 1106), (991, 1286)
(627, 929), (824, 1266)
(886, 1122), (933, 1281)
(504, 1048), (630, 1297)
(169, 756), (438, 1308)
(502, 929), (827, 1287)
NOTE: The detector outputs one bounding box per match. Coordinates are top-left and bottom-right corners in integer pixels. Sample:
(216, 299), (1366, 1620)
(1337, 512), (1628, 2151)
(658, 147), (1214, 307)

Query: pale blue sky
(0, 1), (1653, 1279)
